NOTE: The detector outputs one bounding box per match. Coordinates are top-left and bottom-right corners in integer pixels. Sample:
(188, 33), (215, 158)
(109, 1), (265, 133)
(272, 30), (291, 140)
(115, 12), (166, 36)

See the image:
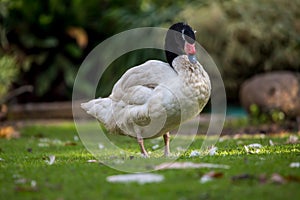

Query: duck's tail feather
(81, 98), (116, 130)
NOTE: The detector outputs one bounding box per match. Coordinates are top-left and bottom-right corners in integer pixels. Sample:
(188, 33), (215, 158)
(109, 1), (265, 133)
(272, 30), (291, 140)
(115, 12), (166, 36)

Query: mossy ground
(0, 122), (299, 200)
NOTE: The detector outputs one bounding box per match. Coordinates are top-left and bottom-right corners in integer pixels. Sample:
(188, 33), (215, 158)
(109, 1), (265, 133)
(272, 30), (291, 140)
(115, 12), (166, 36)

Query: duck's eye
(181, 29), (186, 41)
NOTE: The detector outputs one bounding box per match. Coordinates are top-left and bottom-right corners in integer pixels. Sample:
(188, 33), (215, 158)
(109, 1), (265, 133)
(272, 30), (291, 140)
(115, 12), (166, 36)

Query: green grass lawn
(0, 122), (300, 200)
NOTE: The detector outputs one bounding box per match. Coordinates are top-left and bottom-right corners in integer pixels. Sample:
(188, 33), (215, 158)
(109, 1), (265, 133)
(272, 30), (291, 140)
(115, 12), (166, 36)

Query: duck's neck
(172, 55), (211, 99)
(172, 55), (203, 78)
(164, 30), (185, 68)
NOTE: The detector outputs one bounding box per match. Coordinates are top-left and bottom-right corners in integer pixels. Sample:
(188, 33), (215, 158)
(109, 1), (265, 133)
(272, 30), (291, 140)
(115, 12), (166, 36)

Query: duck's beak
(184, 42), (197, 64)
(188, 54), (197, 64)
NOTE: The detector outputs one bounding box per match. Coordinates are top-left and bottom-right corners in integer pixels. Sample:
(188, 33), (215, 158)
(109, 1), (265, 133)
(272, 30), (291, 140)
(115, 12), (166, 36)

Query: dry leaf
(66, 27), (88, 48)
(200, 174), (213, 184)
(152, 144), (159, 150)
(244, 143), (262, 154)
(0, 126), (20, 139)
(189, 150), (201, 157)
(247, 143), (263, 148)
(74, 136), (79, 141)
(14, 179), (38, 192)
(98, 143), (105, 149)
(231, 174), (255, 181)
(289, 162), (300, 168)
(87, 159), (98, 163)
(270, 173), (286, 184)
(31, 180), (37, 188)
(154, 162), (230, 170)
(259, 174), (268, 184)
(45, 155), (55, 165)
(106, 173), (164, 184)
(64, 142), (77, 146)
(200, 171), (223, 184)
(38, 138), (67, 147)
(38, 143), (49, 147)
(15, 178), (27, 184)
(285, 175), (300, 182)
(209, 146), (218, 156)
(287, 135), (298, 144)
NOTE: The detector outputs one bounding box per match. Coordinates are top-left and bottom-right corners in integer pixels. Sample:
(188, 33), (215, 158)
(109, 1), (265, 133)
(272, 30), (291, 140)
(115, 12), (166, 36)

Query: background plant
(1, 0), (299, 103)
(179, 0), (300, 102)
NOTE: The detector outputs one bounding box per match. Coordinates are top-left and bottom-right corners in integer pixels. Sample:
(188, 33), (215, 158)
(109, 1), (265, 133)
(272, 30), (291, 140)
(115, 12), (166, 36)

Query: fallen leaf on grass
(15, 186), (37, 192)
(154, 162), (230, 170)
(189, 150), (201, 157)
(200, 171), (223, 184)
(74, 136), (79, 141)
(15, 179), (38, 192)
(64, 142), (77, 146)
(287, 135), (298, 144)
(290, 162), (300, 168)
(15, 178), (27, 184)
(33, 133), (45, 138)
(0, 126), (20, 139)
(232, 173), (300, 185)
(244, 143), (263, 154)
(38, 143), (50, 147)
(44, 182), (63, 191)
(246, 143), (263, 148)
(38, 138), (62, 147)
(98, 143), (105, 149)
(45, 155), (55, 165)
(106, 173), (164, 184)
(219, 136), (230, 142)
(209, 146), (218, 156)
(38, 138), (77, 147)
(152, 144), (159, 150)
(270, 173), (286, 184)
(285, 175), (300, 183)
(258, 174), (268, 184)
(87, 159), (98, 163)
(31, 180), (37, 188)
(231, 174), (255, 181)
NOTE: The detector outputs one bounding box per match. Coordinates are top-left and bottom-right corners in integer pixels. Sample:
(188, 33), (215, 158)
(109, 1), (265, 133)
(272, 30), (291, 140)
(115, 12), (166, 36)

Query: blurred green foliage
(0, 0), (300, 102)
(0, 55), (19, 99)
(180, 0), (300, 102)
(249, 103), (286, 124)
(0, 0), (187, 101)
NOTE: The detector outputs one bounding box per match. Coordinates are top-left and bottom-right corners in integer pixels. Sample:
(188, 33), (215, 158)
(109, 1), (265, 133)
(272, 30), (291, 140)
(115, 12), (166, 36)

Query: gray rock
(240, 71), (300, 118)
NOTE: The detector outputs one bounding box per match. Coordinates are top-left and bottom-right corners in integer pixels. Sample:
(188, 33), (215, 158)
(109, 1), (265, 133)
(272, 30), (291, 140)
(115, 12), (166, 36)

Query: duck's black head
(164, 22), (197, 68)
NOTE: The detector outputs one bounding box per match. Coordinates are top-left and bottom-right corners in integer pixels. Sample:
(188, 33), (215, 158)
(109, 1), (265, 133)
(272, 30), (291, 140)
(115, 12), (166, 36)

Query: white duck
(81, 22), (211, 157)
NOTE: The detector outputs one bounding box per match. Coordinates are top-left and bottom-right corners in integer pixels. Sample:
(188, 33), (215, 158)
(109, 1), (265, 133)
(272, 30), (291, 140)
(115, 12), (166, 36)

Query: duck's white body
(82, 22), (210, 157)
(81, 55), (211, 140)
